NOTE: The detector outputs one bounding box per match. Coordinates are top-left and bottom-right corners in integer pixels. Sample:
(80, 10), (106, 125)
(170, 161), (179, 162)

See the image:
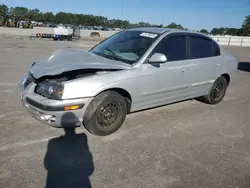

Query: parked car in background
(18, 28), (238, 136)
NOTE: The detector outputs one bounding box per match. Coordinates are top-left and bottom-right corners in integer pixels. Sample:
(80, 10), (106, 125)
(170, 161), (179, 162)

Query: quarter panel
(219, 48), (238, 80)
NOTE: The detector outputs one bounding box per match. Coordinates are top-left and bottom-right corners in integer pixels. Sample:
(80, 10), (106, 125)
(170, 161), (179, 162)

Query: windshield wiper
(104, 48), (122, 58)
(92, 50), (134, 64)
(104, 48), (135, 64)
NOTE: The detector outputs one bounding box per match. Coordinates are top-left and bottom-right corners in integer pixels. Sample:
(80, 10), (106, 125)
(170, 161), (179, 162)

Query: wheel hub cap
(97, 102), (120, 127)
(213, 82), (224, 100)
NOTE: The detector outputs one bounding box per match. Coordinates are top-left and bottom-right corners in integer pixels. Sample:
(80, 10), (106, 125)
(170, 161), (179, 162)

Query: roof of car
(126, 27), (216, 41)
(127, 27), (185, 34)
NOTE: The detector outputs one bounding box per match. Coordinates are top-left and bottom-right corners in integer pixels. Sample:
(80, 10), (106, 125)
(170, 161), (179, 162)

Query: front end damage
(18, 48), (132, 128)
(18, 68), (121, 128)
(33, 68), (116, 83)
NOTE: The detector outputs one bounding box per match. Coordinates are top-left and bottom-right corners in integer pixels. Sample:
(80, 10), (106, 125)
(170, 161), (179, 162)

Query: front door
(133, 33), (195, 111)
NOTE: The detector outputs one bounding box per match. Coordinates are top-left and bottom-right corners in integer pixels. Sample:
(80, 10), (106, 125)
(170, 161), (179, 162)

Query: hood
(29, 48), (133, 79)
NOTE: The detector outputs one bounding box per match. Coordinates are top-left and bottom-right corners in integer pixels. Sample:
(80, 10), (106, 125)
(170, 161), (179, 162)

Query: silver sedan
(18, 27), (238, 136)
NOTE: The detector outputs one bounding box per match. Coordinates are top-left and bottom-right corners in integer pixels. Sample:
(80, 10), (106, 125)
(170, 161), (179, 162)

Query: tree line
(0, 4), (184, 29)
(201, 21), (250, 36)
(0, 4), (249, 36)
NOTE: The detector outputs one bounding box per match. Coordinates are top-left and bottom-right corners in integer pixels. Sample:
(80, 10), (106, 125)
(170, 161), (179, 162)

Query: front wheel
(83, 91), (127, 136)
(202, 76), (228, 105)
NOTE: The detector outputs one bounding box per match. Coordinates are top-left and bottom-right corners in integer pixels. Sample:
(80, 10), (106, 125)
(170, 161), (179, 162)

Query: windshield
(89, 30), (159, 64)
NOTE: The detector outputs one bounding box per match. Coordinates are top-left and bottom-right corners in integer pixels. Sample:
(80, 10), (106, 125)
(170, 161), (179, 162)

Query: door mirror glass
(148, 53), (167, 63)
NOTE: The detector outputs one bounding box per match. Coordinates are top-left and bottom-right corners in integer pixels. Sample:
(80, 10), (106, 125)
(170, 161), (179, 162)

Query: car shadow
(238, 62), (250, 72)
(44, 112), (94, 188)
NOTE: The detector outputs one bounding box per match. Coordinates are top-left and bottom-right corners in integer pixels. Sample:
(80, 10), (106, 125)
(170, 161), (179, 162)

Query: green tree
(200, 29), (209, 34)
(166, 22), (183, 29)
(242, 15), (250, 28)
(241, 15), (250, 36)
(225, 28), (239, 36)
(27, 8), (40, 20)
(54, 12), (67, 24)
(42, 12), (54, 23)
(0, 4), (8, 18)
(211, 27), (226, 35)
(9, 6), (29, 20)
(166, 22), (178, 28)
(237, 28), (245, 36)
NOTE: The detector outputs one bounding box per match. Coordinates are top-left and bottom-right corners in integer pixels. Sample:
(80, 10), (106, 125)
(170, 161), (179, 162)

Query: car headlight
(35, 82), (64, 100)
(23, 74), (34, 89)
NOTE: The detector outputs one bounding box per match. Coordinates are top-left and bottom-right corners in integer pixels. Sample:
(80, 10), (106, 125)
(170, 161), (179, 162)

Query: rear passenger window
(213, 41), (221, 56)
(155, 36), (187, 61)
(190, 36), (213, 59)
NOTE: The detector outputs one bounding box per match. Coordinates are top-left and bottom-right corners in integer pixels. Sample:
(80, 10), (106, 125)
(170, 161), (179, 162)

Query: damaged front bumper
(18, 75), (94, 128)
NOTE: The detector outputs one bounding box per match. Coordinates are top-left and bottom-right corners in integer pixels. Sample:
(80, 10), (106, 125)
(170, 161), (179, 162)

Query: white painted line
(0, 90), (13, 93)
(0, 136), (57, 152)
(0, 65), (12, 68)
(0, 83), (17, 86)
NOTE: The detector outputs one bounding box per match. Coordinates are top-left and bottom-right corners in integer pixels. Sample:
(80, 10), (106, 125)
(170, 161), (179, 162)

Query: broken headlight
(23, 74), (34, 89)
(35, 82), (64, 100)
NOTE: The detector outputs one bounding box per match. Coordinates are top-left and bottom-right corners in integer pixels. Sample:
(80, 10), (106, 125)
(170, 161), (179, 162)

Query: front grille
(25, 97), (85, 111)
(25, 97), (62, 111)
(25, 97), (43, 109)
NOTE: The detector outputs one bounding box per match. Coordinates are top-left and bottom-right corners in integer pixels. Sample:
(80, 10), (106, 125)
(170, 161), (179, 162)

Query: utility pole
(120, 0), (124, 29)
(121, 0), (123, 20)
(162, 16), (165, 27)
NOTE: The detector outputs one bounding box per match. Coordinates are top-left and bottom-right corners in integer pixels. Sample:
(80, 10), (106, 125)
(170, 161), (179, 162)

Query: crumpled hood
(29, 48), (133, 79)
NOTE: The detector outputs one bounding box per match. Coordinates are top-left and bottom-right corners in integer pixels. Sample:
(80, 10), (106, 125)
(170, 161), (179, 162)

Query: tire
(67, 36), (72, 41)
(83, 91), (127, 136)
(202, 76), (228, 105)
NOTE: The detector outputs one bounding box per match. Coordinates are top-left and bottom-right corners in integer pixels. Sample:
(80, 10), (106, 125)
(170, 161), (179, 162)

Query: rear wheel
(83, 91), (127, 136)
(202, 76), (228, 105)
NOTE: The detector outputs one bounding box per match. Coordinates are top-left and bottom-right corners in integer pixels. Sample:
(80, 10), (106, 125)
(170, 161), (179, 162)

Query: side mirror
(148, 53), (167, 63)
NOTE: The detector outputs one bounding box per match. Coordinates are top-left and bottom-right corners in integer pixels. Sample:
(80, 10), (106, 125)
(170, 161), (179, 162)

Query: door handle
(181, 68), (188, 73)
(216, 64), (221, 68)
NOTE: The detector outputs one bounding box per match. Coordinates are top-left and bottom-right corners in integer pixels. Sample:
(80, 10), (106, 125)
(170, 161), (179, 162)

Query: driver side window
(154, 35), (187, 62)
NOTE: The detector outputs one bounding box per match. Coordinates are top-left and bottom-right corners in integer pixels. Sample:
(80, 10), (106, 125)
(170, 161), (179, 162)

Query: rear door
(187, 34), (221, 96)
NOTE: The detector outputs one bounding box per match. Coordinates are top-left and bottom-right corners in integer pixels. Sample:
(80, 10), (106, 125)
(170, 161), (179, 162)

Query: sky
(1, 0), (249, 31)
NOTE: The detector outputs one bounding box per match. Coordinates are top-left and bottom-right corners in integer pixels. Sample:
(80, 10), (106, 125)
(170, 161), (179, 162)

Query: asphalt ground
(0, 38), (250, 188)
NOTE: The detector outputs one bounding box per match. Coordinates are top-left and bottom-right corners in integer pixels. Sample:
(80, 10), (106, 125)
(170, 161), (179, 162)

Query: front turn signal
(64, 105), (79, 111)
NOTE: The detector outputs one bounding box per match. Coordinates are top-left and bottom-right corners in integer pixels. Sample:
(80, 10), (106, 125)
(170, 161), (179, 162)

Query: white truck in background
(36, 26), (80, 41)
